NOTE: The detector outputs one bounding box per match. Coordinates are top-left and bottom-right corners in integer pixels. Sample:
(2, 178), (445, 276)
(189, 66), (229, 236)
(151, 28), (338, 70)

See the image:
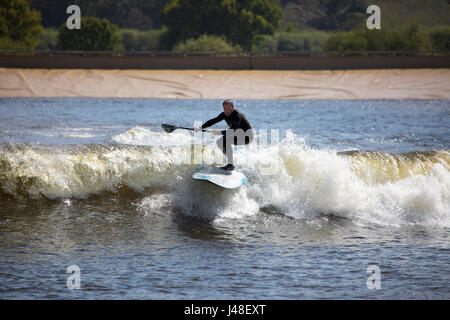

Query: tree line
(1, 0), (449, 52)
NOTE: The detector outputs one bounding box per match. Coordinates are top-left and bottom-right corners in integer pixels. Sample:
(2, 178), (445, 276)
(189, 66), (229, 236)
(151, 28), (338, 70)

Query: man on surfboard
(195, 99), (253, 171)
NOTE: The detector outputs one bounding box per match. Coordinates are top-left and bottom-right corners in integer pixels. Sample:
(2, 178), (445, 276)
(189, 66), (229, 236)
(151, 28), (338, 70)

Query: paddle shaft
(162, 123), (212, 133)
(176, 126), (209, 132)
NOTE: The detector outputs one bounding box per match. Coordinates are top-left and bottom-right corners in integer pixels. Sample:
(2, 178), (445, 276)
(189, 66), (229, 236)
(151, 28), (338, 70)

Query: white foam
(1, 130), (449, 227)
(112, 126), (195, 146)
(136, 193), (173, 216)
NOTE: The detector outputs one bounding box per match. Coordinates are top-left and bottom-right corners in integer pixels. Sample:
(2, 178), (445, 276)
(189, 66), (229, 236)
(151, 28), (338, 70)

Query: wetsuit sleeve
(201, 113), (225, 129)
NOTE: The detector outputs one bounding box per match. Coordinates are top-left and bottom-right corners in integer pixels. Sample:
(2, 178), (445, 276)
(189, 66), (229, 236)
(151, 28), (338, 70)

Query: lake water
(0, 98), (449, 299)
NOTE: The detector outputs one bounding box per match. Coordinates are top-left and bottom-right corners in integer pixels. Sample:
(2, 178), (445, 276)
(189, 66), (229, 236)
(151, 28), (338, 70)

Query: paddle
(161, 123), (210, 133)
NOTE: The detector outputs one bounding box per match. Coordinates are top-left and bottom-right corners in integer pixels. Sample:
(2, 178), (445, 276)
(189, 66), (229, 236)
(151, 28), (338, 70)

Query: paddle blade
(161, 123), (177, 133)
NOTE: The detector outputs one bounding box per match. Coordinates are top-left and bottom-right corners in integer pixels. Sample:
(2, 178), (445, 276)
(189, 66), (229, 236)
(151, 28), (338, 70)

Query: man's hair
(222, 99), (234, 107)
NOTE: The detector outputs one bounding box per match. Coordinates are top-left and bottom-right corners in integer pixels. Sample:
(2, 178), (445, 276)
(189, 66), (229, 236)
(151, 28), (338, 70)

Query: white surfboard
(192, 167), (247, 189)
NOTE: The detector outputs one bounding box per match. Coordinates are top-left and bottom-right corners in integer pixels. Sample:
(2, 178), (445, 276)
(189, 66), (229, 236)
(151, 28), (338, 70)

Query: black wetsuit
(201, 109), (254, 165)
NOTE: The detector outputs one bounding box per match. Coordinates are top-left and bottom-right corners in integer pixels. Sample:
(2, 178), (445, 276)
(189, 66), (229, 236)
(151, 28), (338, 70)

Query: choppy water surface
(0, 98), (449, 299)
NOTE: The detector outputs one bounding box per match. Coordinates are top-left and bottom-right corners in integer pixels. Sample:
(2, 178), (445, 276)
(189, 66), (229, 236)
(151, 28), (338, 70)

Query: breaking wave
(1, 128), (449, 227)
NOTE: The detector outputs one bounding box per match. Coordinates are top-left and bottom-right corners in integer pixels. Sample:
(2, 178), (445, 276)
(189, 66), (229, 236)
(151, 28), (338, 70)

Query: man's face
(223, 103), (233, 116)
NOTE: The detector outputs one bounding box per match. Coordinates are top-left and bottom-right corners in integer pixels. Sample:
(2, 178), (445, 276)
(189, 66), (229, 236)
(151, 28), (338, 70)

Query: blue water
(1, 98), (448, 152)
(0, 98), (449, 299)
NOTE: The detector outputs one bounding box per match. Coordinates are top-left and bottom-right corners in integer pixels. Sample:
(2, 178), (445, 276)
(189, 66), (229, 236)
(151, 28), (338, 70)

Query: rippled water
(0, 98), (449, 299)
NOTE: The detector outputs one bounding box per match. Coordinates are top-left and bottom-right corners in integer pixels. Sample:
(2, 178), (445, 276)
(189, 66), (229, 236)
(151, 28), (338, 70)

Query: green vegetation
(120, 29), (165, 51)
(361, 0), (450, 28)
(161, 0), (282, 50)
(280, 0), (450, 31)
(0, 36), (29, 50)
(326, 24), (433, 51)
(280, 0), (366, 31)
(35, 28), (58, 50)
(58, 17), (122, 50)
(173, 34), (242, 52)
(428, 26), (450, 50)
(255, 30), (330, 52)
(0, 0), (42, 49)
(0, 0), (449, 52)
(28, 0), (168, 30)
(307, 0), (367, 31)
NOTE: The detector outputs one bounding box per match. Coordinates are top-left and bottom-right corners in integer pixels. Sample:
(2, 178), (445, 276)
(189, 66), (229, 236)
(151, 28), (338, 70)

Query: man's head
(222, 99), (234, 116)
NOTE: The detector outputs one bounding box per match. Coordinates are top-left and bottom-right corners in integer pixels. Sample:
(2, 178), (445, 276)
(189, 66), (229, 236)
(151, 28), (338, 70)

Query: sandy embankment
(0, 68), (449, 99)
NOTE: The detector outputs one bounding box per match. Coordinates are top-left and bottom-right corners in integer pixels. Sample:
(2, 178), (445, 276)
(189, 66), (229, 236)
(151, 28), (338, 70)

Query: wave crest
(1, 141), (449, 227)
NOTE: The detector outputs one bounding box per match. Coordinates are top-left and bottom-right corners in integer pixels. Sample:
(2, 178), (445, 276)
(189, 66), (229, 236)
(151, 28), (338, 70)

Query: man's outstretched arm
(201, 113), (225, 129)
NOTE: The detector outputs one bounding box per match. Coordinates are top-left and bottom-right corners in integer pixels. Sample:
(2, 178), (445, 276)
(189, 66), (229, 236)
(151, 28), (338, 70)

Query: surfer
(195, 99), (253, 171)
